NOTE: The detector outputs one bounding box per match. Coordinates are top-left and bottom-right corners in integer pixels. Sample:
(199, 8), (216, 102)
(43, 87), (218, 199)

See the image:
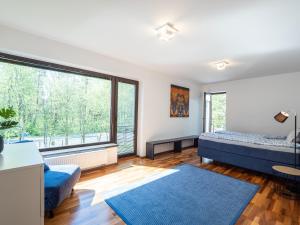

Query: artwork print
(170, 85), (189, 117)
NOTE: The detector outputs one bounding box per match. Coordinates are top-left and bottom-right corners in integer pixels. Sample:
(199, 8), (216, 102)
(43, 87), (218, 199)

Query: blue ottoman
(44, 164), (81, 217)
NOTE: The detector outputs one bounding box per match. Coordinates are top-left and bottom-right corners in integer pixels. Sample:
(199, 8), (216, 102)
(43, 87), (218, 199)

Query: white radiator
(43, 146), (118, 171)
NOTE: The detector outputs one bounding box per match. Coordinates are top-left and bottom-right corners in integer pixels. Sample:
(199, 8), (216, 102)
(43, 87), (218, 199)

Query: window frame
(0, 52), (138, 155)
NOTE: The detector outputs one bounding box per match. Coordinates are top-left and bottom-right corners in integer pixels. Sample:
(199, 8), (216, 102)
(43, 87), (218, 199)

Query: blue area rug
(105, 164), (259, 225)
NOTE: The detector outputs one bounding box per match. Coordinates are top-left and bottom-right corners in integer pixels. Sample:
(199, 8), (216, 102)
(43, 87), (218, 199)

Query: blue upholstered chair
(44, 164), (81, 218)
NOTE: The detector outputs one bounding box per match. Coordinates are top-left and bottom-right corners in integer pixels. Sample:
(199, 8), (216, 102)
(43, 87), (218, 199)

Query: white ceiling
(0, 0), (299, 84)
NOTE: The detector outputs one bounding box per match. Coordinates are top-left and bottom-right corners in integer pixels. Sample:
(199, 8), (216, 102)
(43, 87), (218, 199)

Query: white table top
(0, 142), (43, 173)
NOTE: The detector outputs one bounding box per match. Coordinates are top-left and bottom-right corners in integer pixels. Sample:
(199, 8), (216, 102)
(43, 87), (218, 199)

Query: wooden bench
(146, 135), (199, 160)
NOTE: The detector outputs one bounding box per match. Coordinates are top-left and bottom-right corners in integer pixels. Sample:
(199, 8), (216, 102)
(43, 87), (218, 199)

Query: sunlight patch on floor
(75, 165), (179, 207)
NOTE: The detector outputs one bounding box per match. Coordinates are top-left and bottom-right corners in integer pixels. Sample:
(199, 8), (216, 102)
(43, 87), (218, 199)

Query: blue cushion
(44, 163), (50, 172)
(44, 165), (81, 210)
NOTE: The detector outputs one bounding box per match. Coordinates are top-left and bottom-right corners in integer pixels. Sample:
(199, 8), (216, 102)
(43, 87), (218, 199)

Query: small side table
(272, 165), (300, 199)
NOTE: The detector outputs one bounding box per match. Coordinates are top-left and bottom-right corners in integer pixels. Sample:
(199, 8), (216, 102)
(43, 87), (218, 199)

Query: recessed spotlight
(215, 60), (229, 70)
(156, 23), (178, 41)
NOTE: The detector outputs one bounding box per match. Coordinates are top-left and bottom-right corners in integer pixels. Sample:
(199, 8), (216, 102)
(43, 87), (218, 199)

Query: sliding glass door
(204, 92), (226, 132)
(116, 79), (138, 156)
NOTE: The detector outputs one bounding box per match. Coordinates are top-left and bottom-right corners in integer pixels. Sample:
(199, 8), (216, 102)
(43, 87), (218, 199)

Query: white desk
(0, 142), (44, 225)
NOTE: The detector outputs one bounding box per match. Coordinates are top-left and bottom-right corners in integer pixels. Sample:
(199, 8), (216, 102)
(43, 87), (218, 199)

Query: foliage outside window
(211, 94), (226, 131)
(0, 62), (111, 149)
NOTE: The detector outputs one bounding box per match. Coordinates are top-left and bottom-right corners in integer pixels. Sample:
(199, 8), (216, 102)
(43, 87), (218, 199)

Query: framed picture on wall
(170, 84), (189, 117)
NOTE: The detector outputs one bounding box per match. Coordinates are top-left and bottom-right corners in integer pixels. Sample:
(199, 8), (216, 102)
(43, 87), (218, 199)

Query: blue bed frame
(198, 138), (299, 180)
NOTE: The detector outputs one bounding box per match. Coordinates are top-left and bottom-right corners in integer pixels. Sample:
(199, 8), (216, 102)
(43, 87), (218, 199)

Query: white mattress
(199, 135), (299, 154)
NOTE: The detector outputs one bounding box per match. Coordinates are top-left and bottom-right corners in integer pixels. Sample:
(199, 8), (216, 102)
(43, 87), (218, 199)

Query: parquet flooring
(45, 148), (300, 225)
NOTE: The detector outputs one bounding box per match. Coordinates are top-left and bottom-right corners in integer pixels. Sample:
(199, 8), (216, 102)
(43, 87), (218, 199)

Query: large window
(0, 53), (138, 155)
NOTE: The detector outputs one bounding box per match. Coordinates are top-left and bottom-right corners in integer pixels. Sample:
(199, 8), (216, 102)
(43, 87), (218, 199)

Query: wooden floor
(45, 148), (300, 225)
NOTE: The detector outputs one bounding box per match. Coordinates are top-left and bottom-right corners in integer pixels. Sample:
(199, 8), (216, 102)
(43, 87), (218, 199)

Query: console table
(146, 135), (199, 160)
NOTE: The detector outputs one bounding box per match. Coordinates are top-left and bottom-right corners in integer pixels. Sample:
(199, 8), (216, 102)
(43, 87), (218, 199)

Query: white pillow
(287, 129), (300, 143)
(287, 131), (294, 142)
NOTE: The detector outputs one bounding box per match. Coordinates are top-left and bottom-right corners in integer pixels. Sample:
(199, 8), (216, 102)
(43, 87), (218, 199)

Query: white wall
(0, 25), (202, 156)
(203, 73), (300, 136)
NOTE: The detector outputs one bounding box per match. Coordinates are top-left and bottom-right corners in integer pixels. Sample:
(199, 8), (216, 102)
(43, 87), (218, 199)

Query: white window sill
(41, 143), (118, 158)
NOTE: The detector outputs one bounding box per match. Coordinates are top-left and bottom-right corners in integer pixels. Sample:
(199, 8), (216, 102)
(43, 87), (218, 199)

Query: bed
(198, 131), (300, 179)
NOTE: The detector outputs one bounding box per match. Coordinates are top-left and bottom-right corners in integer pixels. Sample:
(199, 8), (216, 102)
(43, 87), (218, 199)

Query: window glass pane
(211, 94), (226, 132)
(0, 61), (111, 149)
(117, 82), (136, 155)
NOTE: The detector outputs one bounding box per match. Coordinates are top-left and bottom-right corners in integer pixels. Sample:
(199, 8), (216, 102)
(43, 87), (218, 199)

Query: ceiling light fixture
(215, 60), (229, 70)
(156, 23), (178, 41)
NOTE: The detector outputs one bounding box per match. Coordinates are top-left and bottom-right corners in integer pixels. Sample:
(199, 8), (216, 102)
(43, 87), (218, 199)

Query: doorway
(116, 78), (138, 156)
(203, 92), (226, 132)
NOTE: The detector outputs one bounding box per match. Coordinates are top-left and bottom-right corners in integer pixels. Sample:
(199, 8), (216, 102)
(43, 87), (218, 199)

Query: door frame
(203, 92), (226, 132)
(114, 77), (139, 157)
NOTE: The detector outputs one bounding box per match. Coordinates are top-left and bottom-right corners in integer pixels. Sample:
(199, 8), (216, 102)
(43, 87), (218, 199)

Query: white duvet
(200, 131), (300, 149)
